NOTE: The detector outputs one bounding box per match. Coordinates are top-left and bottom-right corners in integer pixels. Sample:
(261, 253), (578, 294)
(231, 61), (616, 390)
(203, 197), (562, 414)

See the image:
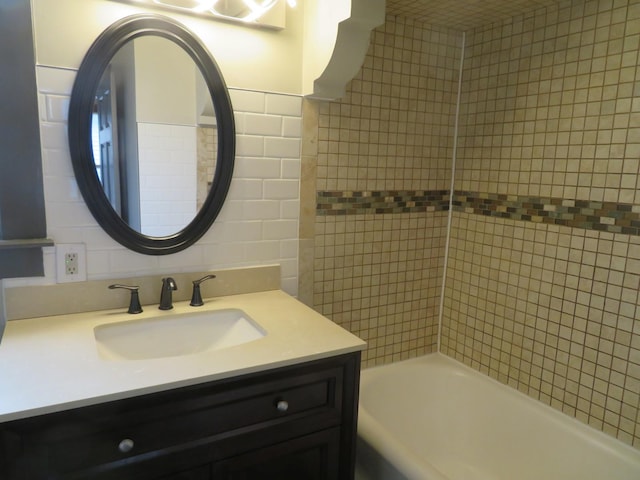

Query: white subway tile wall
(12, 69), (302, 295)
(137, 123), (198, 237)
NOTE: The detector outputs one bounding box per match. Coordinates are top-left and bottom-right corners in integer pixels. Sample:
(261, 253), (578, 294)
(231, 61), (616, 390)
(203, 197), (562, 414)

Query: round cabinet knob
(118, 438), (135, 453)
(276, 400), (289, 412)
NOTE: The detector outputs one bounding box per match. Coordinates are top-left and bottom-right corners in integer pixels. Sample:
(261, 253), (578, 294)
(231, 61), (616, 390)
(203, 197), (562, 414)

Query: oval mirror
(68, 14), (235, 255)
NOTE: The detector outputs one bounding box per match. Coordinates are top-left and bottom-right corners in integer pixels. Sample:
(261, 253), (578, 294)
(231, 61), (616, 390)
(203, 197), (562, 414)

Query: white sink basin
(94, 308), (266, 361)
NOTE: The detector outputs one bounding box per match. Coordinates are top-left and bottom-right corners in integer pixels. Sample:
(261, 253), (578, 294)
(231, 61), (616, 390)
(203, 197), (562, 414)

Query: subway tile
(46, 201), (95, 228)
(280, 238), (299, 259)
(228, 89), (265, 113)
(264, 179), (299, 200)
(264, 137), (301, 158)
(279, 258), (298, 278)
(37, 93), (47, 121)
(43, 175), (81, 203)
(233, 112), (246, 134)
(281, 276), (298, 297)
(265, 94), (302, 116)
(204, 239), (245, 265)
(41, 149), (71, 178)
(107, 250), (158, 275)
(216, 200), (244, 221)
(45, 95), (70, 123)
(281, 199), (301, 219)
(241, 200), (281, 221)
(263, 220), (298, 240)
(157, 246), (205, 270)
(234, 157), (282, 179)
(282, 116), (302, 138)
(227, 178), (263, 200)
(217, 221), (262, 243)
(235, 135), (265, 157)
(39, 122), (68, 150)
(243, 240), (280, 262)
(36, 66), (74, 95)
(281, 159), (301, 179)
(244, 113), (283, 136)
(85, 251), (110, 277)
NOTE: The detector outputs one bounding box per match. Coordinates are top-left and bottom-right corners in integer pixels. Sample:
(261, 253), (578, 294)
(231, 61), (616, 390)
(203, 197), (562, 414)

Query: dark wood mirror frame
(68, 14), (235, 255)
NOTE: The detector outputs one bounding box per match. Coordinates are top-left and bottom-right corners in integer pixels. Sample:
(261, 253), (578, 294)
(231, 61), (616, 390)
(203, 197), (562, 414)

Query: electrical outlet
(65, 252), (78, 275)
(56, 244), (87, 283)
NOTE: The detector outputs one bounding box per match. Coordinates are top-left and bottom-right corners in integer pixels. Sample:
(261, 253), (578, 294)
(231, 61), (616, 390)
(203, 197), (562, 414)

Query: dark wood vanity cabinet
(0, 353), (360, 480)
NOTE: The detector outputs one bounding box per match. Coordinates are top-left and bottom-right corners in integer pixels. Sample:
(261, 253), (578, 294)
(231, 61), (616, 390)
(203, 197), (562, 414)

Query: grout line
(437, 31), (465, 353)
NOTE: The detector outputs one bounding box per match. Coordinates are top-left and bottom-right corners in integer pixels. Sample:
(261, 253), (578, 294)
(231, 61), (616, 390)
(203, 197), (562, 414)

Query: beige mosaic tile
(316, 17), (462, 193)
(315, 212), (448, 366)
(457, 0), (640, 204)
(387, 0), (570, 31)
(310, 16), (462, 367)
(442, 213), (640, 447)
(445, 0), (640, 448)
(303, 0), (640, 450)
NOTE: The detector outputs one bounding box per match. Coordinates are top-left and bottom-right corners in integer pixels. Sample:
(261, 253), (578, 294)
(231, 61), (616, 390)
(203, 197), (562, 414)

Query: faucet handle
(190, 274), (216, 307)
(108, 284), (143, 314)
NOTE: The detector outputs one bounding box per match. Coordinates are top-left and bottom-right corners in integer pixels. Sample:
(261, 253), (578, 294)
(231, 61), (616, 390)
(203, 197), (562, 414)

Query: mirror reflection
(91, 36), (218, 237)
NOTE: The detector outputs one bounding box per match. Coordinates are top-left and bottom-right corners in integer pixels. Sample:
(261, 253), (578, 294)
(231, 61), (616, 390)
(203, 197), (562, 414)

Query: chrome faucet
(159, 277), (177, 310)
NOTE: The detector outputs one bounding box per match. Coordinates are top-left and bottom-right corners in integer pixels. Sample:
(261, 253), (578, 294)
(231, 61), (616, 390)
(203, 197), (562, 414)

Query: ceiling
(386, 0), (569, 31)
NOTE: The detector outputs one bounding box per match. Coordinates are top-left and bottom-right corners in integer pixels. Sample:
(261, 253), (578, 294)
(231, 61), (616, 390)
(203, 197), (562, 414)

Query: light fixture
(117, 0), (296, 28)
(210, 0), (279, 23)
(153, 0), (217, 12)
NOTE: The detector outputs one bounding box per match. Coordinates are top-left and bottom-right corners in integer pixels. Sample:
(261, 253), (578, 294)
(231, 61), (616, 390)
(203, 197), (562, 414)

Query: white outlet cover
(56, 244), (87, 283)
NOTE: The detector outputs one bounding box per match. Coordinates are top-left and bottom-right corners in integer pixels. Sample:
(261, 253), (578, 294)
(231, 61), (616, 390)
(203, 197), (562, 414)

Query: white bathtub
(355, 353), (640, 480)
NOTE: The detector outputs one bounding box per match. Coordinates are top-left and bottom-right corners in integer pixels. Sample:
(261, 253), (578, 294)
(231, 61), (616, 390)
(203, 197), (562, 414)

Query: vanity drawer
(19, 362), (346, 477)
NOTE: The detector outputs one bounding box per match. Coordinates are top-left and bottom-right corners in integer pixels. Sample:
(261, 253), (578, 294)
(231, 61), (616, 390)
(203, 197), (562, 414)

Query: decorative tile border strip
(452, 191), (640, 235)
(316, 190), (450, 216)
(316, 189), (640, 235)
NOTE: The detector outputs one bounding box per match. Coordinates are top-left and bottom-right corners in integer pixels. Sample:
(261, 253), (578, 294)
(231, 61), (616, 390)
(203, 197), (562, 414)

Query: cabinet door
(213, 428), (341, 480)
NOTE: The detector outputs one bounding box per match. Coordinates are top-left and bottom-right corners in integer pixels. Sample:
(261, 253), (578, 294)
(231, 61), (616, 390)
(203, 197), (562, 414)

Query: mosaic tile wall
(442, 0), (640, 448)
(387, 0), (565, 31)
(311, 16), (462, 366)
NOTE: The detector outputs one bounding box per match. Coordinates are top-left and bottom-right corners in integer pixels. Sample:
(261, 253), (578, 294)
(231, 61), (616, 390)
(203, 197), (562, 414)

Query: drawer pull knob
(276, 400), (289, 412)
(118, 438), (135, 453)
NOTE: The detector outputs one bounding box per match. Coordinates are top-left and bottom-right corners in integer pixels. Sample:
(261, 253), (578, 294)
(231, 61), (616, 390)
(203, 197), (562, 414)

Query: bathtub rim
(357, 352), (640, 478)
(357, 406), (450, 480)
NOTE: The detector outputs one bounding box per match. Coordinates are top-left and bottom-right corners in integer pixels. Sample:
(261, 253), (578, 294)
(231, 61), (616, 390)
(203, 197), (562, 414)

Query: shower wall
(442, 0), (640, 448)
(302, 0), (639, 449)
(304, 15), (462, 367)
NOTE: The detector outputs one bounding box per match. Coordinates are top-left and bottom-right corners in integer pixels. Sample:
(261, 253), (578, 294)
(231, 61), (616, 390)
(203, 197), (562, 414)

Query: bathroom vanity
(0, 9), (367, 478)
(0, 290), (365, 479)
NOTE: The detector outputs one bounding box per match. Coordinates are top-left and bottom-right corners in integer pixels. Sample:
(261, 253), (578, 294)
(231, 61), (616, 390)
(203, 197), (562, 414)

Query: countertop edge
(1, 344), (365, 423)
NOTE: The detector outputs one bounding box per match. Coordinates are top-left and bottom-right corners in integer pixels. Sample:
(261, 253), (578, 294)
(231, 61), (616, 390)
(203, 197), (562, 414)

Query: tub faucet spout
(159, 277), (177, 310)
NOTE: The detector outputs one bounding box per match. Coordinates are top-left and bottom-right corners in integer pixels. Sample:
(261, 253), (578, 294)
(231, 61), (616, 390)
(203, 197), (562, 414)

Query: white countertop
(0, 290), (365, 422)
